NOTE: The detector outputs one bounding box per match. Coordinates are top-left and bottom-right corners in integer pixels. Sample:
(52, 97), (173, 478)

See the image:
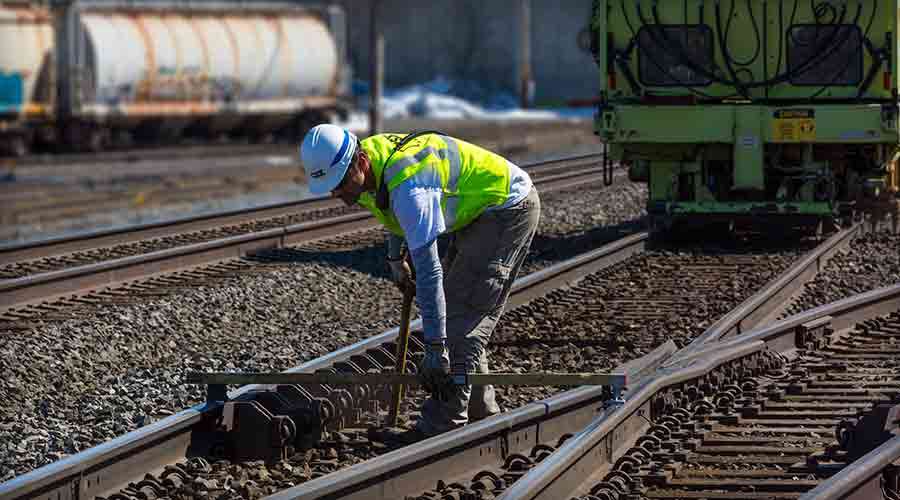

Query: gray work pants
(417, 188), (540, 434)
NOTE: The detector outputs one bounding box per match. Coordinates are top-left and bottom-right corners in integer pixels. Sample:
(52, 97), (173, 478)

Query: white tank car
(0, 1), (348, 154)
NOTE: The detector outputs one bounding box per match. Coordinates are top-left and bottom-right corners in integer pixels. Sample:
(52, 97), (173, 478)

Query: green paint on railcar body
(592, 0), (900, 224)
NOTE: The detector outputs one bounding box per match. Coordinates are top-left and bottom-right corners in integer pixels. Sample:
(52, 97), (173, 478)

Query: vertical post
(51, 0), (77, 122)
(518, 0), (532, 109)
(369, 0), (384, 137)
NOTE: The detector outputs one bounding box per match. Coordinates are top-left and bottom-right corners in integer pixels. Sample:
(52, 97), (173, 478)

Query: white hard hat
(300, 124), (358, 194)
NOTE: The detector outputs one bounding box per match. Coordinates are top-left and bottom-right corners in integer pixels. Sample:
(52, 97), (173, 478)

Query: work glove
(419, 341), (451, 400)
(386, 254), (415, 294)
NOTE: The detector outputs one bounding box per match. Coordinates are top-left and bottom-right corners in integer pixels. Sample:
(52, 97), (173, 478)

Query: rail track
(499, 285), (900, 500)
(0, 220), (869, 499)
(1, 118), (595, 246)
(0, 152), (608, 271)
(7, 117), (589, 168)
(0, 152), (615, 317)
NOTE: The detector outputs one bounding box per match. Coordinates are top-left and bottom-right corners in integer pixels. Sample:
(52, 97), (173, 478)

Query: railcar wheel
(84, 127), (109, 153)
(65, 122), (109, 153)
(112, 129), (134, 149)
(2, 134), (29, 157)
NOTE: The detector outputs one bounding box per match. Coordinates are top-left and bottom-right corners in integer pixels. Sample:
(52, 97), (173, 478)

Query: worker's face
(331, 151), (367, 206)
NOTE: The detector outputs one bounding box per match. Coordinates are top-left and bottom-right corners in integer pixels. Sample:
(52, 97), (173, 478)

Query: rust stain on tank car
(130, 15), (157, 102)
(246, 16), (265, 96)
(33, 14), (45, 55)
(162, 15), (183, 79)
(221, 16), (242, 98)
(7, 4), (48, 22)
(123, 102), (217, 115)
(187, 17), (211, 89)
(266, 15), (289, 98)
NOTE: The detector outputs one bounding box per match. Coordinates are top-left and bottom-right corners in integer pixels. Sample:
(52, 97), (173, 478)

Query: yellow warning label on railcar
(772, 109), (816, 141)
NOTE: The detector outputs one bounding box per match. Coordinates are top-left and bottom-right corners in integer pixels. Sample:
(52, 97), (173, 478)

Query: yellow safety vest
(357, 133), (512, 236)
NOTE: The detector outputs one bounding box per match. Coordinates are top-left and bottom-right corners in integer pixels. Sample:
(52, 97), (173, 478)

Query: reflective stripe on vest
(383, 136), (461, 190)
(383, 135), (463, 228)
(358, 133), (510, 235)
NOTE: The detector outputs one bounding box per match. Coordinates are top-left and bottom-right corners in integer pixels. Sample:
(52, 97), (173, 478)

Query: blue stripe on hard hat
(330, 130), (351, 167)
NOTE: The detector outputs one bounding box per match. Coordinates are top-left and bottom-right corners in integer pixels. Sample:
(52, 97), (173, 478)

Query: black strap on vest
(374, 130), (447, 211)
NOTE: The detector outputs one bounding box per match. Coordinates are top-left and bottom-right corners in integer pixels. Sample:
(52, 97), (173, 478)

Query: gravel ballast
(91, 236), (813, 500)
(0, 180), (646, 481)
(783, 229), (900, 315)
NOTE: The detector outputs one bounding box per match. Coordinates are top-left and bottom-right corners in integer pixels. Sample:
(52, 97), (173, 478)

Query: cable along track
(0, 223), (864, 500)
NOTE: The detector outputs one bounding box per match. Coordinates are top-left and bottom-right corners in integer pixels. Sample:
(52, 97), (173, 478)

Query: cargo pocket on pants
(466, 261), (511, 313)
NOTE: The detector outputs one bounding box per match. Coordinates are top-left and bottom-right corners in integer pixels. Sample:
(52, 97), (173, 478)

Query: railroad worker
(300, 124), (540, 437)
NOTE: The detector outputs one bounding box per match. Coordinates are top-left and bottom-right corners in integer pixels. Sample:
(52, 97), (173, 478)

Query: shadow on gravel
(244, 215), (823, 281)
(525, 218), (647, 271)
(245, 243), (393, 280)
(245, 217), (650, 279)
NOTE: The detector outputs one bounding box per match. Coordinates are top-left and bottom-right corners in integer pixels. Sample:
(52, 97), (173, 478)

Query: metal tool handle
(388, 288), (415, 427)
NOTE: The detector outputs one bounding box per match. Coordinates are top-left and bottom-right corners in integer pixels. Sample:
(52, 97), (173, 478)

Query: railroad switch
(204, 388), (329, 463)
(796, 316), (834, 351)
(219, 400), (296, 463)
(603, 383), (627, 412)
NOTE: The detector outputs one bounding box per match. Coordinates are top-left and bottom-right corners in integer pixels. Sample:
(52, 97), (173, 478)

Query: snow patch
(341, 77), (594, 129)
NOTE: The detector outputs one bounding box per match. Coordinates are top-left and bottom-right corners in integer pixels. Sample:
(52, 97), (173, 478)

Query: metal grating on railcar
(788, 24), (863, 86)
(637, 24), (714, 87)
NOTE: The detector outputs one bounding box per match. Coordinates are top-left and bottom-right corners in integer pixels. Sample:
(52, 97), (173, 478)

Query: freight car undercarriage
(606, 103), (900, 232)
(593, 0), (900, 233)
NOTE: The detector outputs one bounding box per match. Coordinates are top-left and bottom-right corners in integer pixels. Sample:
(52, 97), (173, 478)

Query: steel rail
(9, 118), (589, 168)
(799, 435), (900, 500)
(0, 159), (611, 313)
(0, 232), (651, 500)
(9, 144), (300, 169)
(672, 222), (864, 361)
(498, 277), (900, 500)
(264, 224), (869, 500)
(3, 225), (869, 500)
(0, 152), (606, 266)
(264, 341), (676, 500)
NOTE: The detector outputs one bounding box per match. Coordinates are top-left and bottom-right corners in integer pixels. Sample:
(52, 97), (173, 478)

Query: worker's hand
(419, 341), (451, 399)
(386, 256), (415, 294)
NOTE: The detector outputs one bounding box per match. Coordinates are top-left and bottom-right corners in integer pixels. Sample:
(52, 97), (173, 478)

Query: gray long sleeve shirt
(388, 233), (446, 343)
(384, 158), (530, 344)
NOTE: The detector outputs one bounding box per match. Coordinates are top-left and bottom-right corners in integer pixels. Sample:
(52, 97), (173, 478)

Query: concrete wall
(307, 0), (599, 104)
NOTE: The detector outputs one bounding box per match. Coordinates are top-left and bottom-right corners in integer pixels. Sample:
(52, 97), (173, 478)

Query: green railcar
(591, 0), (900, 232)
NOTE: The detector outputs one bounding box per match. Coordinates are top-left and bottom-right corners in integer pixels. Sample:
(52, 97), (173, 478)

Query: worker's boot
(468, 353), (502, 422)
(367, 426), (427, 450)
